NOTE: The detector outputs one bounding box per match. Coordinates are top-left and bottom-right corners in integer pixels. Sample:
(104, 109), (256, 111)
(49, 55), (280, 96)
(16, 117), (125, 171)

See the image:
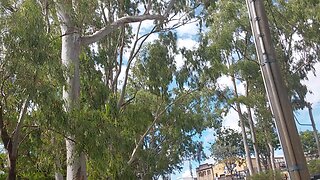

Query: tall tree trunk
(268, 142), (276, 171)
(54, 157), (64, 180)
(57, 6), (85, 180)
(247, 106), (262, 173)
(55, 1), (174, 179)
(245, 83), (262, 173)
(307, 103), (320, 157)
(231, 75), (254, 175)
(52, 137), (63, 180)
(8, 151), (17, 180)
(1, 98), (28, 180)
(61, 32), (86, 180)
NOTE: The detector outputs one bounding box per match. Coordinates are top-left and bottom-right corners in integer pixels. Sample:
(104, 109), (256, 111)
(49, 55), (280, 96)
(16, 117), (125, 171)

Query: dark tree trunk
(8, 153), (17, 180)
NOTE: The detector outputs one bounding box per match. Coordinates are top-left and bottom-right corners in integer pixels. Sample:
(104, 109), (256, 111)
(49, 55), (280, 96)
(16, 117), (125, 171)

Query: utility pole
(245, 0), (310, 179)
(307, 103), (320, 157)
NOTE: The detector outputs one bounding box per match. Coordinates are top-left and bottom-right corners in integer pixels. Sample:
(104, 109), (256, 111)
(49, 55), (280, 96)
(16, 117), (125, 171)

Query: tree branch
(54, 0), (73, 28)
(127, 90), (195, 165)
(164, 0), (177, 18)
(11, 97), (29, 154)
(0, 104), (10, 150)
(112, 28), (125, 92)
(81, 14), (165, 45)
(117, 22), (143, 108)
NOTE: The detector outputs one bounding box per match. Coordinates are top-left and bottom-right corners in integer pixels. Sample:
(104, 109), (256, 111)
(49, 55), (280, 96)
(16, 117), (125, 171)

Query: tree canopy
(0, 0), (319, 179)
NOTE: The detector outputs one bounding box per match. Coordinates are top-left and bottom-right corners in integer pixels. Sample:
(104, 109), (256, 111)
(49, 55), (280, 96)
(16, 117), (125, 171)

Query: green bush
(308, 159), (320, 175)
(248, 170), (283, 180)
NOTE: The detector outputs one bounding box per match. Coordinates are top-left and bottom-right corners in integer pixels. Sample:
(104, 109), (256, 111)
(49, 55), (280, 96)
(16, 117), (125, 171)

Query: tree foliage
(300, 130), (320, 156)
(210, 128), (245, 175)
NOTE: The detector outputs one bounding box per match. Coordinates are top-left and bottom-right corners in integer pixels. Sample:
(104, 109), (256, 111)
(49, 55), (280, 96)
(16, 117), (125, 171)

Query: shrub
(308, 159), (320, 175)
(248, 170), (283, 180)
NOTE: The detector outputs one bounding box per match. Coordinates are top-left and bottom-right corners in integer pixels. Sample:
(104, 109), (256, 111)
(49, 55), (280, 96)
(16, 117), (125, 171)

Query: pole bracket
(288, 165), (301, 172)
(261, 53), (276, 66)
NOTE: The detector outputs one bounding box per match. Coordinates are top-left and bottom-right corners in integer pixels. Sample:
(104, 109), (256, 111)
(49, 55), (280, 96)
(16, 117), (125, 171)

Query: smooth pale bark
(56, 3), (83, 178)
(54, 158), (64, 180)
(230, 75), (254, 175)
(266, 148), (272, 170)
(268, 143), (276, 171)
(245, 84), (262, 173)
(60, 29), (84, 180)
(55, 1), (176, 178)
(307, 103), (320, 157)
(247, 106), (262, 173)
(52, 137), (64, 180)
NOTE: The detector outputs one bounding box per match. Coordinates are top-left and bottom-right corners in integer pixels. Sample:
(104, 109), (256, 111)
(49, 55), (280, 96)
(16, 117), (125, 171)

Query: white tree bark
(56, 2), (84, 179)
(61, 30), (84, 180)
(247, 106), (262, 173)
(268, 142), (276, 171)
(231, 75), (254, 175)
(55, 1), (177, 178)
(245, 83), (262, 173)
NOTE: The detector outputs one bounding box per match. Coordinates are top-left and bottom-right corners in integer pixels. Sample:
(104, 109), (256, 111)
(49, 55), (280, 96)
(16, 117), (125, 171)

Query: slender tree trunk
(0, 106), (16, 180)
(268, 143), (276, 171)
(307, 103), (320, 157)
(7, 152), (17, 180)
(59, 15), (85, 180)
(266, 150), (271, 170)
(2, 98), (28, 180)
(54, 157), (64, 180)
(61, 33), (86, 180)
(56, 2), (87, 179)
(245, 83), (262, 173)
(231, 75), (254, 175)
(52, 137), (63, 180)
(247, 106), (262, 173)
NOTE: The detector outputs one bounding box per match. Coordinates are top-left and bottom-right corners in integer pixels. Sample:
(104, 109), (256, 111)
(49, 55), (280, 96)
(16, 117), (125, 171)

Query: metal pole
(245, 0), (310, 179)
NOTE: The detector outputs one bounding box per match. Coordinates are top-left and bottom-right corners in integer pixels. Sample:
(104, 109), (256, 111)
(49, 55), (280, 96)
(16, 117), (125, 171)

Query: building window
(207, 170), (211, 175)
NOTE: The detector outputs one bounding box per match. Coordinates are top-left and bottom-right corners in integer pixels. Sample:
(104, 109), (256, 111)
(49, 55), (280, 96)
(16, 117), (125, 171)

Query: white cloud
(174, 53), (185, 70)
(171, 160), (198, 180)
(236, 81), (246, 96)
(177, 38), (198, 50)
(181, 170), (193, 178)
(202, 157), (216, 165)
(174, 36), (198, 70)
(302, 63), (320, 105)
(222, 109), (241, 131)
(174, 20), (200, 38)
(216, 75), (233, 88)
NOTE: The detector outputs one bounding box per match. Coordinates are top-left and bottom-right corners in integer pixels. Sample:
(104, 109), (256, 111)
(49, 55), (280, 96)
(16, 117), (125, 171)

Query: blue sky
(122, 10), (320, 179)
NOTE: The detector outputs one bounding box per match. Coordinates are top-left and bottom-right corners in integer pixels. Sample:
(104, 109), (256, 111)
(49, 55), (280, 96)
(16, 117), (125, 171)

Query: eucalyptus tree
(64, 29), (222, 179)
(210, 128), (246, 175)
(300, 130), (320, 157)
(0, 1), (63, 179)
(197, 0), (257, 175)
(50, 0), (206, 179)
(123, 32), (222, 178)
(198, 0), (318, 174)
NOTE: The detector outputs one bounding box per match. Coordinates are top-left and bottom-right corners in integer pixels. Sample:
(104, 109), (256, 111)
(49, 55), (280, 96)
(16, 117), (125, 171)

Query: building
(196, 163), (215, 180)
(196, 157), (286, 179)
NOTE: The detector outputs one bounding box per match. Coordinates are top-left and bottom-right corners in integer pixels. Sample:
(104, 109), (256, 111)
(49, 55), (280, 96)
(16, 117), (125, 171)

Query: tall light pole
(245, 0), (310, 179)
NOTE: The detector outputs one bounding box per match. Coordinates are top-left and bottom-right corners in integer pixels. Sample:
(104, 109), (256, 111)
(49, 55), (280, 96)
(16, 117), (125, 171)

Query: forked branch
(127, 90), (194, 165)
